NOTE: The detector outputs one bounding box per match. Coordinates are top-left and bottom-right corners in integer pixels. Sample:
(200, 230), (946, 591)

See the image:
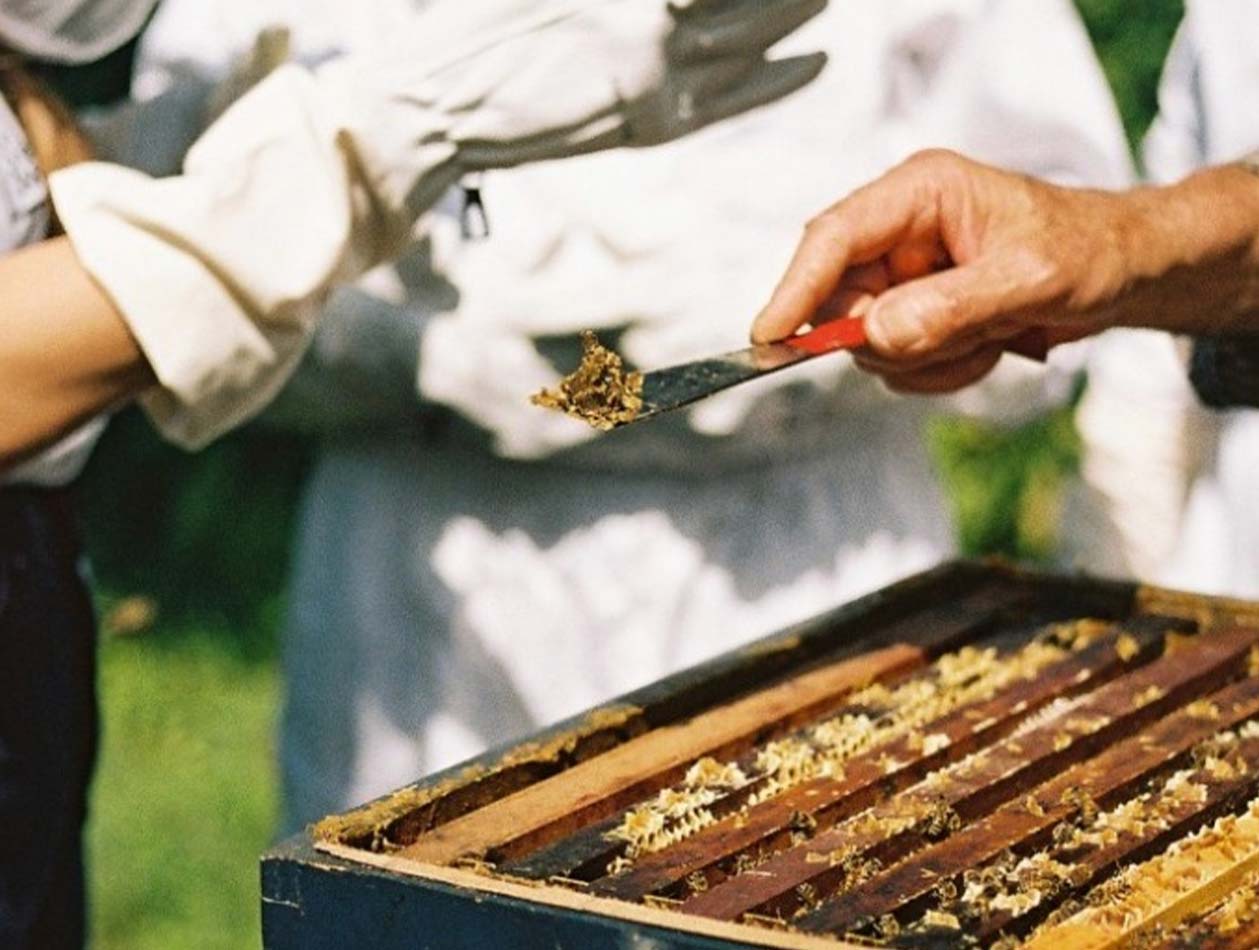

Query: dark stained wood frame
(260, 561), (1259, 950)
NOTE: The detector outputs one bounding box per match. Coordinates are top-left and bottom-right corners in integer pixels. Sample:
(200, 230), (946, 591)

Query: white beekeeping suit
(1060, 0), (1259, 596)
(254, 0), (1133, 830)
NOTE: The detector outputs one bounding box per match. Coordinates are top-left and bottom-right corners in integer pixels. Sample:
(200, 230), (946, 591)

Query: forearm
(1118, 159), (1259, 409)
(1110, 160), (1259, 337)
(753, 148), (1259, 391)
(0, 237), (153, 469)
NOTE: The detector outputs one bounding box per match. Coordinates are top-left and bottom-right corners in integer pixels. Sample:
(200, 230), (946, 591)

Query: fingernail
(863, 309), (897, 354)
(848, 294), (874, 319)
(751, 299), (786, 343)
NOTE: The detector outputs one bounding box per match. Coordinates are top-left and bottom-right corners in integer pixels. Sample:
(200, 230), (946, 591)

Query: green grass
(79, 408), (304, 948)
(88, 620), (279, 950)
(76, 4), (1186, 947)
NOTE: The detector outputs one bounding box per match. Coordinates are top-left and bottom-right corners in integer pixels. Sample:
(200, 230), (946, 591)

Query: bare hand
(752, 149), (1259, 393)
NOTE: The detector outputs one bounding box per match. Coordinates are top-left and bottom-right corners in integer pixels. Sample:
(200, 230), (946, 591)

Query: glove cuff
(1190, 334), (1259, 410)
(49, 162), (314, 447)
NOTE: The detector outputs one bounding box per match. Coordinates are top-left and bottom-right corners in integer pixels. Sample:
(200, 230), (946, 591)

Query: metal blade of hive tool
(634, 317), (867, 423)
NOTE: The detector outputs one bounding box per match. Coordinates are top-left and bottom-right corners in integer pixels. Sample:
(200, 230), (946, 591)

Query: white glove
(49, 0), (827, 448)
(82, 26), (294, 177)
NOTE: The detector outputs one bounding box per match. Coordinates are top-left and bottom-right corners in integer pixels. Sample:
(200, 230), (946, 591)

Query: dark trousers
(0, 487), (97, 950)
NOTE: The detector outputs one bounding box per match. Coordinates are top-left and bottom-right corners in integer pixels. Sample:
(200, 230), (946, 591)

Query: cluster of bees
(597, 623), (1259, 947)
(850, 724), (1259, 945)
(1025, 789), (1259, 946)
(605, 633), (1088, 865)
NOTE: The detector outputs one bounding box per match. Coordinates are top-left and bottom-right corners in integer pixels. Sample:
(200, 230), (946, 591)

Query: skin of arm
(0, 236), (152, 470)
(0, 65), (153, 471)
(752, 149), (1259, 394)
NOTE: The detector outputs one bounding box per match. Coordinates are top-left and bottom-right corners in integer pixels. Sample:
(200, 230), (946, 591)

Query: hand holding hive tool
(532, 318), (1048, 430)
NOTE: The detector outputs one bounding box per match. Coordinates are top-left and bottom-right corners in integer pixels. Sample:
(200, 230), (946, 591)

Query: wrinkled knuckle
(802, 211), (831, 234)
(928, 287), (969, 338)
(904, 147), (952, 169)
(902, 148), (963, 177)
(1010, 246), (1068, 298)
(802, 210), (847, 248)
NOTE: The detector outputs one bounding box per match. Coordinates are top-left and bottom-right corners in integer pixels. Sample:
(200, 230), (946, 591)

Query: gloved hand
(322, 0), (830, 256)
(48, 0), (827, 448)
(363, 0), (829, 167)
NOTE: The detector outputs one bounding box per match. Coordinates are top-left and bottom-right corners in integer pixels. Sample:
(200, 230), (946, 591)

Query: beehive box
(261, 561), (1259, 949)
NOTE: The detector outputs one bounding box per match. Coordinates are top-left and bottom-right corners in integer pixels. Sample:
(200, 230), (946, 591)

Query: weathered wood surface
(273, 563), (1259, 950)
(401, 645), (923, 866)
(797, 675), (1259, 937)
(499, 601), (1054, 884)
(404, 580), (1050, 867)
(590, 625), (1159, 902)
(499, 656), (949, 883)
(681, 629), (1259, 923)
(273, 839), (866, 950)
(337, 567), (1035, 854)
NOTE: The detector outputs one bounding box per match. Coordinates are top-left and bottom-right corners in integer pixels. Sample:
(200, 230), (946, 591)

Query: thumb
(863, 255), (1038, 360)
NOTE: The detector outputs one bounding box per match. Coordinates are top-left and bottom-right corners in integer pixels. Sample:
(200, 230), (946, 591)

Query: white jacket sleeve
(48, 0), (827, 448)
(1061, 330), (1209, 579)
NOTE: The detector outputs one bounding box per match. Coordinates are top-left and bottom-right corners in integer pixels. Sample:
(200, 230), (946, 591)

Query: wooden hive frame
(261, 561), (1259, 950)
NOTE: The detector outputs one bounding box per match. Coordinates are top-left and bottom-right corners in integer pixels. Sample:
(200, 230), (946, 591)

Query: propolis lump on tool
(531, 330), (643, 430)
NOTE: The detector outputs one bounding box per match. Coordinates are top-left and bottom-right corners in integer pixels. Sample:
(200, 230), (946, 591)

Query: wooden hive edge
(309, 702), (646, 849)
(315, 841), (865, 950)
(314, 560), (1032, 854)
(1135, 581), (1259, 631)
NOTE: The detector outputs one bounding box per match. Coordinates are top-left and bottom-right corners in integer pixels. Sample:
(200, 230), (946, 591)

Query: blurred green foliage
(79, 411), (310, 655)
(77, 4), (1188, 948)
(1075, 0), (1185, 152)
(928, 392), (1084, 562)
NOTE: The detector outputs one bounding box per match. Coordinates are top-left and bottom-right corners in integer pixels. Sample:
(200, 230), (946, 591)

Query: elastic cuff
(1190, 335), (1259, 409)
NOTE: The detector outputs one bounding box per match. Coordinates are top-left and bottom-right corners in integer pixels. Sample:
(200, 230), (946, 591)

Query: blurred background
(76, 2), (1183, 947)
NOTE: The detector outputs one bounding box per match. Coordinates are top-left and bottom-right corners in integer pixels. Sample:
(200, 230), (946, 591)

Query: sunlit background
(75, 2), (1184, 947)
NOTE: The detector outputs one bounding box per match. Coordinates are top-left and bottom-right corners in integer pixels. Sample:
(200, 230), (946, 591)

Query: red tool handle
(785, 318), (1050, 364)
(784, 317), (868, 355)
